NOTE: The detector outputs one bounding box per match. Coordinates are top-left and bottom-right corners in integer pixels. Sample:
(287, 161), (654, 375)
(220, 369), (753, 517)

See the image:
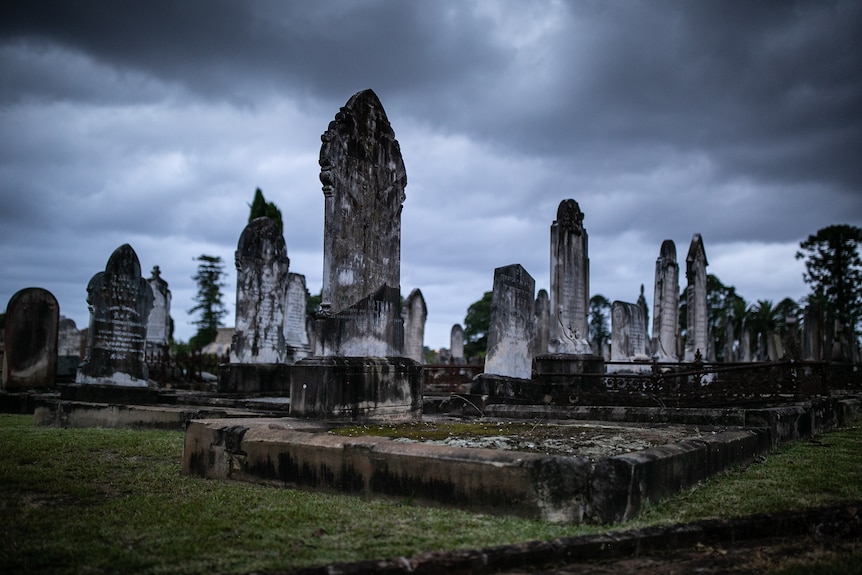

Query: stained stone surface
(403, 288), (427, 363)
(533, 289), (550, 357)
(684, 234), (708, 362)
(315, 89), (407, 357)
(2, 287), (59, 390)
(450, 324), (465, 363)
(549, 199), (591, 354)
(652, 240), (679, 361)
(57, 317), (81, 357)
(76, 244), (154, 387)
(284, 272), (312, 363)
(484, 264), (536, 379)
(231, 217), (290, 364)
(146, 266), (171, 354)
(611, 301), (649, 363)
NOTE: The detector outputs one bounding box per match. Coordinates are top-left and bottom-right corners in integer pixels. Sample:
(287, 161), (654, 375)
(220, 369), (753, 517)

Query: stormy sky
(1, 0), (860, 350)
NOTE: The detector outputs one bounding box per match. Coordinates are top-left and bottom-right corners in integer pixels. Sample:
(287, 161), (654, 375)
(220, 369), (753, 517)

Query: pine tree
(188, 255), (228, 349)
(248, 187), (283, 234)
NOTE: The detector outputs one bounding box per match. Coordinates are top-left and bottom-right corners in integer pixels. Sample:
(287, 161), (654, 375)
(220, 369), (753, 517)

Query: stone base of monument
(469, 373), (539, 403)
(290, 356), (422, 421)
(217, 363), (292, 394)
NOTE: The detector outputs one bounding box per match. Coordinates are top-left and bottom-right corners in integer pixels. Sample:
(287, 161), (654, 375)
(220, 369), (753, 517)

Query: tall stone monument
(76, 244), (154, 387)
(651, 240), (679, 361)
(684, 234), (708, 362)
(220, 216), (293, 393)
(403, 288), (427, 364)
(450, 324), (465, 363)
(146, 266), (171, 357)
(549, 199), (591, 354)
(532, 289), (550, 358)
(291, 89), (421, 421)
(2, 287), (59, 390)
(483, 264), (536, 380)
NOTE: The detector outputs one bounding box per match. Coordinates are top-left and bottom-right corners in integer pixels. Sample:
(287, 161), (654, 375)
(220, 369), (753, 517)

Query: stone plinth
(290, 356), (422, 421)
(533, 353), (606, 400)
(217, 363), (292, 394)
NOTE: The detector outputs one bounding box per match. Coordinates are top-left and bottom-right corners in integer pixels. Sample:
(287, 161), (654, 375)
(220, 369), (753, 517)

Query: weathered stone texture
(403, 288), (427, 363)
(484, 264), (536, 379)
(652, 241), (680, 361)
(611, 301), (648, 362)
(450, 324), (465, 363)
(146, 266), (171, 354)
(684, 234), (708, 362)
(231, 217), (290, 364)
(284, 272), (311, 362)
(76, 244), (154, 386)
(2, 287), (59, 390)
(533, 289), (550, 357)
(549, 199), (591, 354)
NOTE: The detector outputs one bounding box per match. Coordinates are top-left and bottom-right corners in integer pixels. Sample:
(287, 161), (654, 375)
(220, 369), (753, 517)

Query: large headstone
(651, 240), (679, 361)
(684, 234), (708, 362)
(76, 244), (154, 386)
(292, 89), (421, 421)
(532, 288), (550, 358)
(2, 287), (59, 390)
(549, 199), (591, 354)
(483, 264), (536, 379)
(146, 266), (171, 356)
(610, 300), (649, 365)
(403, 288), (427, 364)
(450, 324), (465, 363)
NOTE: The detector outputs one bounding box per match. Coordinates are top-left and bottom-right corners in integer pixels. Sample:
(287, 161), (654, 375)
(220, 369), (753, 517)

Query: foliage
(588, 294), (611, 355)
(248, 187), (284, 234)
(188, 255), (228, 349)
(306, 288), (322, 318)
(796, 224), (862, 336)
(463, 291), (492, 359)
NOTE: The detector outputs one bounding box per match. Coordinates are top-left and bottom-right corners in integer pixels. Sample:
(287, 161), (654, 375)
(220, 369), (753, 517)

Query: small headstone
(403, 289), (427, 364)
(651, 240), (679, 361)
(549, 199), (591, 354)
(450, 324), (465, 363)
(802, 302), (823, 361)
(57, 317), (81, 357)
(76, 244), (154, 386)
(484, 264), (536, 379)
(610, 301), (649, 364)
(284, 273), (312, 363)
(2, 287), (59, 390)
(533, 289), (550, 357)
(231, 217), (290, 364)
(146, 266), (171, 356)
(684, 234), (708, 362)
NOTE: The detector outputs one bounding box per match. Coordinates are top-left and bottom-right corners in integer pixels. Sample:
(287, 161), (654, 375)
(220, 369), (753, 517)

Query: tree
(463, 291), (492, 359)
(588, 294), (611, 356)
(248, 187), (284, 234)
(188, 255), (228, 349)
(796, 224), (862, 337)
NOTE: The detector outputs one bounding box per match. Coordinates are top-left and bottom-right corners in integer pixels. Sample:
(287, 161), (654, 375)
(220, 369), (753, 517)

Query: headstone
(291, 89), (421, 421)
(231, 217), (290, 364)
(802, 303), (823, 361)
(2, 287), (59, 390)
(313, 89), (407, 357)
(548, 199), (591, 354)
(684, 234), (708, 362)
(57, 316), (81, 382)
(146, 266), (171, 356)
(403, 288), (427, 364)
(533, 289), (550, 357)
(450, 324), (465, 363)
(636, 285), (649, 340)
(284, 273), (312, 362)
(483, 264), (536, 379)
(610, 301), (649, 365)
(652, 239), (679, 361)
(76, 244), (154, 386)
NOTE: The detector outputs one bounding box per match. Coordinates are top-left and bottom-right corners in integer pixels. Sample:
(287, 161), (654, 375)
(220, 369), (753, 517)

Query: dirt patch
(330, 418), (715, 459)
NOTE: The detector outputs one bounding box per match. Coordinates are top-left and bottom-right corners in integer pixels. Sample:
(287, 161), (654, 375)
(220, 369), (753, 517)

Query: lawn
(1, 414), (859, 574)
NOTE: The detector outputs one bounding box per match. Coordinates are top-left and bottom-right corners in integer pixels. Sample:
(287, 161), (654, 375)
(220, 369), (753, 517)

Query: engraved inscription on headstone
(611, 300), (648, 362)
(2, 287), (59, 390)
(76, 244), (154, 386)
(284, 272), (311, 362)
(484, 264), (536, 379)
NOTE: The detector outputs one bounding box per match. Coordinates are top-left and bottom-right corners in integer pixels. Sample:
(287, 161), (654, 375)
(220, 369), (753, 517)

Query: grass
(0, 414), (860, 574)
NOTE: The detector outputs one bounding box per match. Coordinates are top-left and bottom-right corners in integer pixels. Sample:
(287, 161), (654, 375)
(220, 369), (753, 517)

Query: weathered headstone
(533, 289), (550, 357)
(549, 199), (591, 354)
(2, 287), (59, 390)
(610, 301), (649, 366)
(683, 234), (708, 362)
(291, 89), (421, 421)
(450, 324), (465, 363)
(651, 239), (679, 361)
(76, 244), (154, 386)
(146, 266), (171, 357)
(483, 264), (536, 379)
(802, 302), (823, 361)
(57, 316), (81, 382)
(403, 288), (427, 364)
(636, 285), (649, 340)
(284, 272), (312, 362)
